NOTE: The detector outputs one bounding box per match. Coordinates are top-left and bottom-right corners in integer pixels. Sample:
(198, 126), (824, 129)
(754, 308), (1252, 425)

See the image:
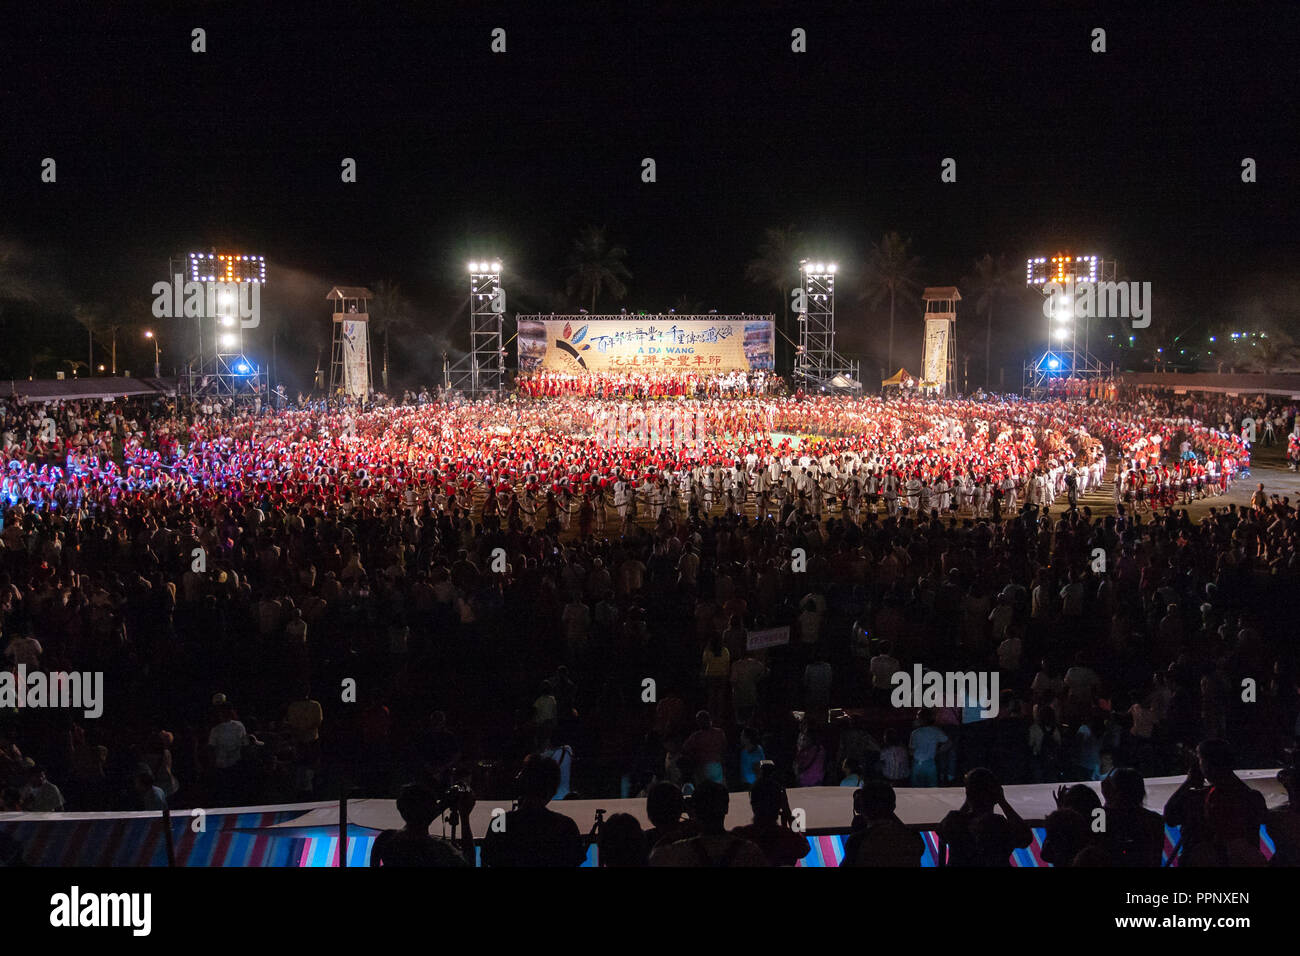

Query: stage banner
(517, 317), (774, 375)
(746, 625), (791, 651)
(341, 319), (369, 398)
(922, 319), (949, 392)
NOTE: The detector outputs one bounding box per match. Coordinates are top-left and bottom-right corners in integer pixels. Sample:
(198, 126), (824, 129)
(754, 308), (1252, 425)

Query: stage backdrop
(517, 315), (774, 375)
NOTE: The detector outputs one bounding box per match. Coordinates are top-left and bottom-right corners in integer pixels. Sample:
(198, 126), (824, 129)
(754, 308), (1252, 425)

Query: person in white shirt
(4, 633), (42, 668)
(21, 766), (65, 812)
(209, 715), (249, 770)
(540, 739), (575, 800)
(208, 704), (250, 804)
(997, 632), (1023, 674)
(904, 476), (921, 512)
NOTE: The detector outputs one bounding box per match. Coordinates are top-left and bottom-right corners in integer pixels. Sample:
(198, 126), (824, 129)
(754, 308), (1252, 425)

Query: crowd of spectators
(0, 384), (1296, 867)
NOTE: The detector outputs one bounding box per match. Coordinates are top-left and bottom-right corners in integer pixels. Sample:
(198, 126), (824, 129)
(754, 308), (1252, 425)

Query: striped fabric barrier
(288, 825), (1275, 867)
(0, 817), (1280, 867)
(1, 808), (316, 867)
(828, 825), (1274, 868)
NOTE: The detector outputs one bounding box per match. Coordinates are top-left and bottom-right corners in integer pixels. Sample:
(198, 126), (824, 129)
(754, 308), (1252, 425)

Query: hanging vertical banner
(341, 319), (370, 398)
(922, 319), (949, 393)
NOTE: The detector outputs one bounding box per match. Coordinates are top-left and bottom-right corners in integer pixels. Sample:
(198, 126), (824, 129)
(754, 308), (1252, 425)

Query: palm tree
(0, 240), (37, 312)
(0, 241), (38, 374)
(73, 304), (104, 372)
(860, 232), (922, 373)
(671, 294), (704, 314)
(745, 224), (804, 327)
(27, 348), (56, 379)
(1138, 290), (1189, 371)
(370, 279), (409, 391)
(116, 295), (155, 374)
(964, 253), (1019, 388)
(1249, 329), (1298, 374)
(565, 226), (631, 313)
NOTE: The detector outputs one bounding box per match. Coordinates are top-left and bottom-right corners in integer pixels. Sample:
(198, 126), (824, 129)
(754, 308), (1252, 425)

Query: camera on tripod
(432, 783), (473, 821)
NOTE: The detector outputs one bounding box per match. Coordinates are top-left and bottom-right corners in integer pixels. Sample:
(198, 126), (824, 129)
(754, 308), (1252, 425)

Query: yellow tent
(881, 368), (914, 388)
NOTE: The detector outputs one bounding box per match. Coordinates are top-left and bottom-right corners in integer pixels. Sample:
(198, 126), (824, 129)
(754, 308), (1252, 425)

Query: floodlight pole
(448, 262), (505, 397)
(795, 260), (858, 391)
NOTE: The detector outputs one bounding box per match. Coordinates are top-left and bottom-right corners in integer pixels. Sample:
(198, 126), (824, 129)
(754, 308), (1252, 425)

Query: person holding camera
(370, 782), (475, 867)
(643, 781), (701, 851)
(731, 773), (810, 866)
(649, 781), (767, 867)
(935, 768), (1032, 866)
(482, 755), (587, 867)
(1163, 738), (1268, 866)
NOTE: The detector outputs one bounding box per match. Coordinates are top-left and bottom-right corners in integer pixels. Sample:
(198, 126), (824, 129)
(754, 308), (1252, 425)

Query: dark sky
(1, 0), (1296, 383)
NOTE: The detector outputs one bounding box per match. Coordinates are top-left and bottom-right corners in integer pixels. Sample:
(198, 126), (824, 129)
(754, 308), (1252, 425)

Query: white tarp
(259, 771), (1286, 835)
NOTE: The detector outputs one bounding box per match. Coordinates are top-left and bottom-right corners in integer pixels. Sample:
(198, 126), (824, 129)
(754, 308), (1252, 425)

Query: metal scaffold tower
(1022, 253), (1117, 395)
(446, 260), (506, 396)
(177, 250), (269, 403)
(793, 259), (860, 392)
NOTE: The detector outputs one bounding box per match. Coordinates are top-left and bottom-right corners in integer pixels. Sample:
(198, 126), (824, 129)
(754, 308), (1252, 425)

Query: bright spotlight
(235, 362), (250, 374)
(1054, 328), (1070, 341)
(220, 333), (237, 348)
(220, 315), (235, 327)
(1047, 358), (1060, 370)
(828, 263), (838, 273)
(491, 261), (502, 272)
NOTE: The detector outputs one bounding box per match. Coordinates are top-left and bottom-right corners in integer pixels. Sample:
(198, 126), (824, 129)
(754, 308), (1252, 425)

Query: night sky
(1, 0), (1295, 387)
